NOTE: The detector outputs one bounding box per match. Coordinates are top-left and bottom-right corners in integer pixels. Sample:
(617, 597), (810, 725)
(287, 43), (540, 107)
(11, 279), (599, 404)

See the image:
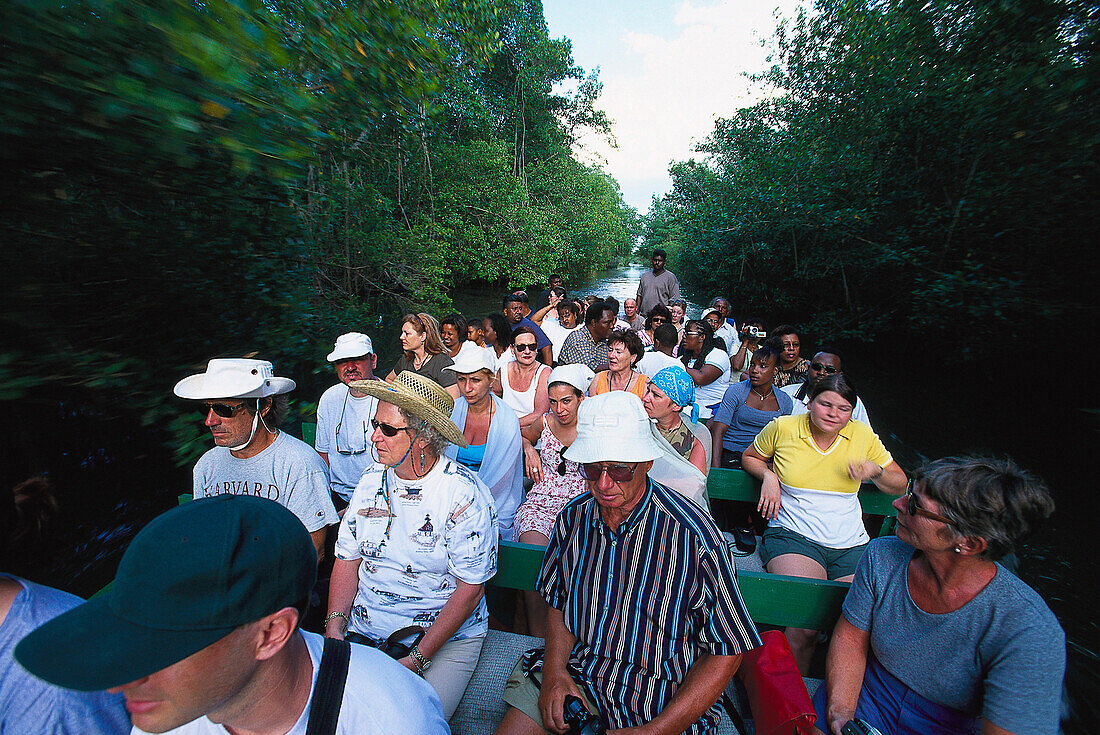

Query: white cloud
(577, 0), (804, 212)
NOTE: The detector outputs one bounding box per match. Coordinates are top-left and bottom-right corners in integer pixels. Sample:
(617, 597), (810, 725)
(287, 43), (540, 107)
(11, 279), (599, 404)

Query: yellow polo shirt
(753, 414), (892, 548)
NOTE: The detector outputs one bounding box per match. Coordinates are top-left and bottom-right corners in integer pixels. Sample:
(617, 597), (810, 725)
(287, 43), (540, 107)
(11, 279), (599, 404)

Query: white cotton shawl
(446, 393), (525, 541)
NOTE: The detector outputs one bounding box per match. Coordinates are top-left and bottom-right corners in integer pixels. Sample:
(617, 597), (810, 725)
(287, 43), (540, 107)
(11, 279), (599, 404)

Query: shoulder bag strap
(304, 637), (352, 735)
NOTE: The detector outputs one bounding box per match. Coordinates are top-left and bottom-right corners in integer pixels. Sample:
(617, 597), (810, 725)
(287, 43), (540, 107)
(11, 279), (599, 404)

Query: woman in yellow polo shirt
(741, 373), (907, 672)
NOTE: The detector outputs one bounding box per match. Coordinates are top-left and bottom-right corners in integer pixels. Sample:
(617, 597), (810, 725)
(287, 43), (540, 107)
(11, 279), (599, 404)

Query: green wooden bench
(489, 539), (848, 631)
(707, 466), (899, 538)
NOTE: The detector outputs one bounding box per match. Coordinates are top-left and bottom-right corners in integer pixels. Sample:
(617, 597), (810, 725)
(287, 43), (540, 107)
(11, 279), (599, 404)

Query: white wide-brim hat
(564, 392), (663, 464)
(547, 364), (595, 394)
(174, 359), (296, 400)
(442, 348), (497, 375)
(327, 332), (374, 362)
(350, 372), (467, 448)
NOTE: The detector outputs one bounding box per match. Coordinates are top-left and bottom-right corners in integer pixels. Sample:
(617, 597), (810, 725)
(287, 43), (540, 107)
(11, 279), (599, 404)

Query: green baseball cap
(15, 495), (317, 691)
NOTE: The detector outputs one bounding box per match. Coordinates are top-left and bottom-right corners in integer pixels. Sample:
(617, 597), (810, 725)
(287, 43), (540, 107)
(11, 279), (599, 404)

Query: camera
(742, 326), (766, 339)
(563, 695), (605, 735)
(842, 719), (884, 735)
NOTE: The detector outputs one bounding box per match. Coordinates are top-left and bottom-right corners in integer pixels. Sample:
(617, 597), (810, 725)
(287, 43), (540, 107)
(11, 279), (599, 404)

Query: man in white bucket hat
(174, 358), (338, 559)
(316, 333), (381, 511)
(496, 391), (761, 735)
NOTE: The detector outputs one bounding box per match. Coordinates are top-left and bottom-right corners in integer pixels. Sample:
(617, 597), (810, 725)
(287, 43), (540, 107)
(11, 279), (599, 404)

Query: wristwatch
(409, 644), (432, 675)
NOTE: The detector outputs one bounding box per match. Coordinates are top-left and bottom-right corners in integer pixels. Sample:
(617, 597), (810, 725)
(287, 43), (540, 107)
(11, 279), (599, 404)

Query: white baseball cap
(442, 348), (497, 375)
(327, 332), (374, 362)
(564, 392), (663, 463)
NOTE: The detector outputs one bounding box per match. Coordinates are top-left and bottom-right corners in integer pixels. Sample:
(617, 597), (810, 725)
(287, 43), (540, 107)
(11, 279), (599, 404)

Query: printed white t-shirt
(689, 348), (732, 418)
(335, 458), (498, 641)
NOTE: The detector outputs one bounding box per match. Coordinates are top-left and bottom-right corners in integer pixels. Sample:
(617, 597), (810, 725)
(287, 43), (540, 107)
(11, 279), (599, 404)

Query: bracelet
(409, 644), (432, 675)
(324, 611), (349, 633)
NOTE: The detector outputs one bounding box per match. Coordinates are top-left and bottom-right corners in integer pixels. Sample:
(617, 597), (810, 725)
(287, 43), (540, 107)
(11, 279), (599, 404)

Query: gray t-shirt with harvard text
(193, 431), (338, 532)
(844, 537), (1065, 734)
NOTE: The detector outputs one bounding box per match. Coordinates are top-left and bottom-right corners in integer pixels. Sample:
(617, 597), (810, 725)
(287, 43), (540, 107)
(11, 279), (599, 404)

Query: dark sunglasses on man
(580, 462), (639, 482)
(809, 362), (840, 374)
(198, 402), (248, 419)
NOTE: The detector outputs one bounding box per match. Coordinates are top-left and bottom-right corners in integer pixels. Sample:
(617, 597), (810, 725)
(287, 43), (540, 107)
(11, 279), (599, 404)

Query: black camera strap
(305, 637), (352, 735)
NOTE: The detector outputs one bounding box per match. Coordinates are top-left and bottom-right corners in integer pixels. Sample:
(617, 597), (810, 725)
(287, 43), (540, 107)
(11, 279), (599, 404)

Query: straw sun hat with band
(351, 371), (468, 449)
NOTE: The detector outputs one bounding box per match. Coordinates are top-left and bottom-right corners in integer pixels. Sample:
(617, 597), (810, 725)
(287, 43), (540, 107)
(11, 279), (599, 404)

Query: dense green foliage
(0, 0), (635, 470)
(646, 0), (1098, 352)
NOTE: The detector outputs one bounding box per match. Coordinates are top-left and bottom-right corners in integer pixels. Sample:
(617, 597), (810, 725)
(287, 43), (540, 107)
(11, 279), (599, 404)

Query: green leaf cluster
(1, 0), (636, 469)
(647, 0), (1098, 352)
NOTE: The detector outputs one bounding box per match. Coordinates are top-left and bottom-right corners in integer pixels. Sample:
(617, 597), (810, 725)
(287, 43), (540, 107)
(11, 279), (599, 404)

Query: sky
(542, 0), (804, 214)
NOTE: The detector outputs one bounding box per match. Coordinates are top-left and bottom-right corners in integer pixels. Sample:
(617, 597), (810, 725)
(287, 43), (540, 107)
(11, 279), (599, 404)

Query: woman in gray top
(814, 456), (1065, 735)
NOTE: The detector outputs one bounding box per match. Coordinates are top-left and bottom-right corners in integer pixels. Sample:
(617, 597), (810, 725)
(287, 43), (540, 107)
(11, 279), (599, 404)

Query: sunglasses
(580, 463), (639, 482)
(810, 362), (840, 374)
(198, 402), (248, 419)
(905, 485), (953, 525)
(651, 318), (668, 324)
(514, 343), (538, 352)
(557, 446), (572, 476)
(684, 331), (705, 338)
(371, 419), (415, 437)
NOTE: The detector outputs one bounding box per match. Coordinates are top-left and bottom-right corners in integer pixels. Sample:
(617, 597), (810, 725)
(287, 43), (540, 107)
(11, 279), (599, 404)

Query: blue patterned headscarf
(651, 365), (699, 423)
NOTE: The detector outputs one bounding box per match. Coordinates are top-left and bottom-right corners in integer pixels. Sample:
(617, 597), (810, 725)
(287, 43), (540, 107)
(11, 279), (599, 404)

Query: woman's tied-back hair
(914, 455), (1055, 561)
(484, 313), (513, 349)
(401, 312), (445, 358)
(808, 373), (859, 408)
(607, 328), (645, 367)
(681, 320), (723, 370)
(441, 314), (468, 343)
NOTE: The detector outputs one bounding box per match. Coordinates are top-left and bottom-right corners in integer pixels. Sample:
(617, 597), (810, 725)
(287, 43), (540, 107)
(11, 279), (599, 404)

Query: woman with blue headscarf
(643, 365), (709, 475)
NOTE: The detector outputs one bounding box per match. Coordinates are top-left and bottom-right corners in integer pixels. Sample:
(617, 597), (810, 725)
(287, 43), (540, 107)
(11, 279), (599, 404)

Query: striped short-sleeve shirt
(537, 479), (761, 733)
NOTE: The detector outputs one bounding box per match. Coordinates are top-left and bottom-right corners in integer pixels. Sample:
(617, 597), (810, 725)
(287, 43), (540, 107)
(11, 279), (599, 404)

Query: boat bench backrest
(493, 539), (848, 631)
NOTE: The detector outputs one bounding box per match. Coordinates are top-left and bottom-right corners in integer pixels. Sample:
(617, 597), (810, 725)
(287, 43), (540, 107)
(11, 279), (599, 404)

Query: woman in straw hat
(326, 371), (498, 719)
(442, 348), (525, 542)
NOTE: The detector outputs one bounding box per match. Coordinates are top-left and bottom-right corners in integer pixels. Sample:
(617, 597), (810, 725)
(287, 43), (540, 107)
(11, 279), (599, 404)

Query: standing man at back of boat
(174, 358), (338, 561)
(316, 332), (380, 513)
(636, 248), (681, 316)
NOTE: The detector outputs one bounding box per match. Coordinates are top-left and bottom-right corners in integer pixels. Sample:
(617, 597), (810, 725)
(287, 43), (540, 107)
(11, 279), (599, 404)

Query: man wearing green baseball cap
(15, 496), (448, 734)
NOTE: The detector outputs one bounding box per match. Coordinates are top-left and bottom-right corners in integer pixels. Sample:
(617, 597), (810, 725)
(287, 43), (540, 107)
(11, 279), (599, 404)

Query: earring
(420, 449), (426, 466)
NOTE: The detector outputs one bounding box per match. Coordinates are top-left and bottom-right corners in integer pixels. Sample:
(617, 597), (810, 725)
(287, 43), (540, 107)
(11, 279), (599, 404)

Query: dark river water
(13, 263), (1096, 731)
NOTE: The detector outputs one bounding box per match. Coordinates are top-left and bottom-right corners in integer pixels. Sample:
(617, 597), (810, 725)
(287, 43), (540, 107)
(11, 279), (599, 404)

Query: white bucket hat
(564, 392), (663, 464)
(174, 359), (296, 400)
(327, 332), (374, 362)
(442, 348), (497, 376)
(547, 364), (595, 395)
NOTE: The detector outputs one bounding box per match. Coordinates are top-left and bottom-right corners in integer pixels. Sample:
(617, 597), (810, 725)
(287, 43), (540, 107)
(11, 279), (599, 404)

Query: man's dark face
(504, 301), (525, 324)
(590, 308), (616, 341)
(712, 299), (730, 318)
(549, 276), (563, 289)
(651, 254), (666, 273)
(807, 352), (842, 386)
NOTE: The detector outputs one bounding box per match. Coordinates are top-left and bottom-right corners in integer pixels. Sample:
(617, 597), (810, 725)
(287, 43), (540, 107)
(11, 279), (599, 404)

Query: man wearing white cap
(496, 392), (761, 735)
(316, 332), (381, 511)
(174, 358), (338, 559)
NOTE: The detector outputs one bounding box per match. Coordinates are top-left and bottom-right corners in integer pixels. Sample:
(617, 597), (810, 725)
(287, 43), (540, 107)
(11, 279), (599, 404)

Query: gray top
(193, 430), (338, 532)
(844, 537), (1065, 733)
(1, 575), (130, 735)
(712, 380), (793, 453)
(636, 269), (681, 315)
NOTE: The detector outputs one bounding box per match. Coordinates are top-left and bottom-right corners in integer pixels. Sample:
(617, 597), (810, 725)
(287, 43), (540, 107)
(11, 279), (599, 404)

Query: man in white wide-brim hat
(174, 358), (337, 559)
(496, 391), (762, 735)
(315, 332), (382, 511)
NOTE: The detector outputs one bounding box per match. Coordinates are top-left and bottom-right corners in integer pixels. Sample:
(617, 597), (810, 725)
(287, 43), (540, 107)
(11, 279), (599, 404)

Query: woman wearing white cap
(327, 371), (498, 719)
(442, 348), (525, 541)
(513, 363), (593, 635)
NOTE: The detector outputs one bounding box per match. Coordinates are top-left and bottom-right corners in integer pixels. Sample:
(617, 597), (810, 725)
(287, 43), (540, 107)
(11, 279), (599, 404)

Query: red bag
(738, 630), (817, 735)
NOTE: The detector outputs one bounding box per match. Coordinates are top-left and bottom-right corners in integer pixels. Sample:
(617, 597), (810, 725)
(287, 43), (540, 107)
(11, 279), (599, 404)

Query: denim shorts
(759, 525), (867, 580)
